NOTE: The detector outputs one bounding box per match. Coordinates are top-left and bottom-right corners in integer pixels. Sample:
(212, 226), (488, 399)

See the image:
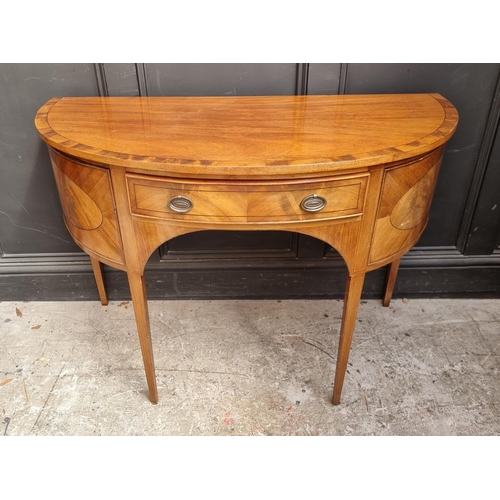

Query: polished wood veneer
(35, 94), (458, 405)
(126, 173), (369, 223)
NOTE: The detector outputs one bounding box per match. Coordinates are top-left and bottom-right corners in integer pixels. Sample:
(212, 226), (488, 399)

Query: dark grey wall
(1, 63), (499, 301)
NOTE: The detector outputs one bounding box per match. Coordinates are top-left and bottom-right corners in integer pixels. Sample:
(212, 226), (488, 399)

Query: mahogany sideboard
(35, 94), (458, 405)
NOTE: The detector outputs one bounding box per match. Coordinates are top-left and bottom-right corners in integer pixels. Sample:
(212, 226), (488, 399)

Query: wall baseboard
(1, 252), (499, 301)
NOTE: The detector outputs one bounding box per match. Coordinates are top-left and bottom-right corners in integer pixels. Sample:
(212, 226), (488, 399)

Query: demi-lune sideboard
(35, 94), (458, 404)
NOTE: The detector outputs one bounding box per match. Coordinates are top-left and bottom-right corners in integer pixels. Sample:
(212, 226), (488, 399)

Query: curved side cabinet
(49, 148), (125, 266)
(369, 147), (444, 266)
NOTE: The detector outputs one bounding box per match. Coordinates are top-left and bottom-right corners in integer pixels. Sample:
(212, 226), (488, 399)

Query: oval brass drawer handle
(168, 195), (193, 213)
(300, 194), (327, 212)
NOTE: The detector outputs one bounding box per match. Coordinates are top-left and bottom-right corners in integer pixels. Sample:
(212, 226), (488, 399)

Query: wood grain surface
(35, 94), (458, 178)
(127, 173), (368, 224)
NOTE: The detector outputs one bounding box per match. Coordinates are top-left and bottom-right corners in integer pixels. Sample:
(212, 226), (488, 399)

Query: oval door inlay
(390, 166), (436, 230)
(59, 172), (103, 230)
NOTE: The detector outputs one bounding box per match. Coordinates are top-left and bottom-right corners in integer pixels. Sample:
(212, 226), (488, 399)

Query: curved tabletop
(35, 94), (458, 179)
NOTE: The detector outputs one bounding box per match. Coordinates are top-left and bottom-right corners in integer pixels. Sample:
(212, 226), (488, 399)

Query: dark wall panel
(465, 117), (500, 254)
(307, 64), (341, 95)
(345, 63), (500, 248)
(0, 63), (99, 255)
(143, 63), (301, 260)
(102, 63), (140, 96)
(161, 231), (298, 260)
(144, 63), (298, 96)
(0, 63), (499, 300)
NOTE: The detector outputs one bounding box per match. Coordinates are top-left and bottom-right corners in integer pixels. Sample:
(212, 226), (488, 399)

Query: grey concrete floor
(1, 297), (499, 435)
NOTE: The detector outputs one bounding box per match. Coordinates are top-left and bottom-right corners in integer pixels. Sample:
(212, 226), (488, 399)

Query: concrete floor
(1, 297), (499, 435)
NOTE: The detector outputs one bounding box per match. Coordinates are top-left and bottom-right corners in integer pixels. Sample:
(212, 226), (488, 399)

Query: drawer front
(126, 174), (368, 224)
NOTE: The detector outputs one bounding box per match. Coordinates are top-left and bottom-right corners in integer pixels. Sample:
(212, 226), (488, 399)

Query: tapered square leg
(383, 257), (401, 307)
(332, 273), (365, 405)
(90, 256), (108, 306)
(128, 272), (158, 404)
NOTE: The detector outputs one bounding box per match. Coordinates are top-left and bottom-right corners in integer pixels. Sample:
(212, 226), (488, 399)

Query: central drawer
(126, 174), (368, 224)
